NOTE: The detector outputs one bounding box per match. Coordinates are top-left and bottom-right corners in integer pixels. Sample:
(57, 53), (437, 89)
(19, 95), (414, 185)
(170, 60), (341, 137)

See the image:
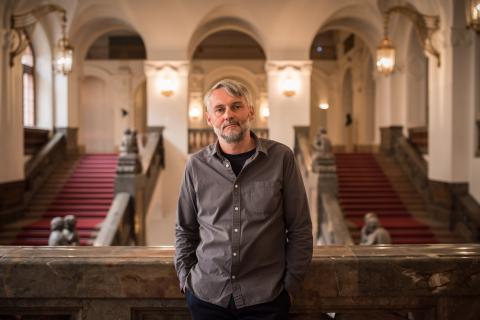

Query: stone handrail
(294, 127), (352, 245)
(382, 126), (480, 242)
(0, 245), (479, 319)
(24, 132), (66, 204)
(98, 128), (164, 246)
(93, 193), (134, 246)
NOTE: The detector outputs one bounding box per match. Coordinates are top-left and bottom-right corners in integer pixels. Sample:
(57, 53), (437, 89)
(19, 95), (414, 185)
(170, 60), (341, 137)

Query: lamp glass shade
(280, 67), (300, 97)
(466, 0), (480, 31)
(319, 103), (329, 110)
(376, 38), (395, 75)
(54, 38), (73, 75)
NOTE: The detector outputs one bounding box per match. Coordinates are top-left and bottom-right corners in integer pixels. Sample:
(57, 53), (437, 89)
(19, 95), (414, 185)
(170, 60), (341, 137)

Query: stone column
(266, 61), (312, 149)
(0, 22), (24, 183)
(144, 61), (189, 245)
(428, 27), (473, 183)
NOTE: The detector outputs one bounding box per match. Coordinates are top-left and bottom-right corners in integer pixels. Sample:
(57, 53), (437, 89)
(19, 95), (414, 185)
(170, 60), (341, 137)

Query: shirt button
(232, 275), (236, 280)
(234, 228), (238, 232)
(233, 252), (237, 256)
(234, 207), (239, 211)
(234, 184), (238, 188)
(225, 163), (230, 168)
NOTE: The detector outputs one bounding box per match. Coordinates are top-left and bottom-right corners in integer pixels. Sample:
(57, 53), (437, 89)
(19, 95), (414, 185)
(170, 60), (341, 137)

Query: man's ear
(205, 111), (213, 127)
(249, 106), (255, 120)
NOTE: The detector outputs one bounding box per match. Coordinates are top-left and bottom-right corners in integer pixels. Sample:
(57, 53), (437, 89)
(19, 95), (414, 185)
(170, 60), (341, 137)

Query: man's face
(206, 88), (254, 144)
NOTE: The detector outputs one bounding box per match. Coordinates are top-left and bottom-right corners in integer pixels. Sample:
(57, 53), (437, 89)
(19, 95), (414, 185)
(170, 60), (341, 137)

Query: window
(21, 44), (35, 127)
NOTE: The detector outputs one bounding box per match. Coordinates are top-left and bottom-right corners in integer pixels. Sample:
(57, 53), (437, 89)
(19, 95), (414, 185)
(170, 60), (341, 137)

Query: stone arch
(188, 15), (266, 60)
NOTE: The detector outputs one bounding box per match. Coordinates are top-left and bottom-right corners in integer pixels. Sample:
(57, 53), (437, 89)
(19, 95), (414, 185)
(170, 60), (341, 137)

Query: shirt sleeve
(282, 149), (313, 298)
(174, 159), (200, 292)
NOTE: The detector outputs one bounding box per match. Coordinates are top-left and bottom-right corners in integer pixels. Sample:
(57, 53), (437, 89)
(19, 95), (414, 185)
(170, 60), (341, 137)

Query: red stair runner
(335, 153), (437, 244)
(12, 154), (117, 246)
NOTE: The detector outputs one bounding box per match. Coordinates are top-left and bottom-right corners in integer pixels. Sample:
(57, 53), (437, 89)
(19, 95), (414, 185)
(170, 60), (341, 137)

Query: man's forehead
(210, 89), (246, 105)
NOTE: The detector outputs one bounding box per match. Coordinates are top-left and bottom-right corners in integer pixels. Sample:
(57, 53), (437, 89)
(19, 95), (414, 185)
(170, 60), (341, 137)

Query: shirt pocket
(243, 181), (281, 218)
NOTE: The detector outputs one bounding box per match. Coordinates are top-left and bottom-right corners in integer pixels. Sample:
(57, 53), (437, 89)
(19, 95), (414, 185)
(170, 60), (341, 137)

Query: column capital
(265, 60), (312, 75)
(144, 60), (190, 77)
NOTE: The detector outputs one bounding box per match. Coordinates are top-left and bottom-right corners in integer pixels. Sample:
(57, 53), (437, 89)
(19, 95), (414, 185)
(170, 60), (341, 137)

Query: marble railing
(0, 245), (479, 319)
(294, 126), (352, 245)
(188, 128), (269, 153)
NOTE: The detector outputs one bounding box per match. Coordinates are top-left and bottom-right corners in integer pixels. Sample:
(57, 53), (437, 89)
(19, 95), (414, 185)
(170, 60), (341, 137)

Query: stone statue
(312, 127), (333, 157)
(48, 217), (68, 246)
(360, 212), (392, 245)
(117, 128), (142, 174)
(63, 215), (79, 245)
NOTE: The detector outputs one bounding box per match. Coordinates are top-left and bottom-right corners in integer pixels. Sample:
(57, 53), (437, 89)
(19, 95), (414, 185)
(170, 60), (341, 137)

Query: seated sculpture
(63, 215), (80, 245)
(48, 217), (68, 246)
(360, 212), (392, 245)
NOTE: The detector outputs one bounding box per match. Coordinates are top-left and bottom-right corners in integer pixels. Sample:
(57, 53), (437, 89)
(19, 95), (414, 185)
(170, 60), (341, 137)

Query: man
(175, 79), (313, 320)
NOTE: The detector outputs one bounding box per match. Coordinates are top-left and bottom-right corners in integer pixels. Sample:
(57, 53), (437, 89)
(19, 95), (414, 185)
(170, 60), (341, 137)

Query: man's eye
(215, 108), (224, 114)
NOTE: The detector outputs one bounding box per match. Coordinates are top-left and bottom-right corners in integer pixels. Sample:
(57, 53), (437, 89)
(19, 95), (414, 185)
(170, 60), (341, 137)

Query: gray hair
(204, 78), (253, 112)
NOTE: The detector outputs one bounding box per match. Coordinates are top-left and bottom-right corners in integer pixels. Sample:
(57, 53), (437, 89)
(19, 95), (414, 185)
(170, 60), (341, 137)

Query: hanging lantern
(376, 37), (396, 75)
(54, 36), (73, 75)
(466, 0), (480, 32)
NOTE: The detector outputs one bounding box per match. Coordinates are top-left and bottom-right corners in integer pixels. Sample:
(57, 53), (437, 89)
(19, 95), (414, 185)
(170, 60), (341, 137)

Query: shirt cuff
(284, 274), (302, 298)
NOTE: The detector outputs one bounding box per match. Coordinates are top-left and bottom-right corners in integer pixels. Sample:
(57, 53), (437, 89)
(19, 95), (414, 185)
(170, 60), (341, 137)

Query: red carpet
(13, 154), (117, 246)
(335, 153), (437, 244)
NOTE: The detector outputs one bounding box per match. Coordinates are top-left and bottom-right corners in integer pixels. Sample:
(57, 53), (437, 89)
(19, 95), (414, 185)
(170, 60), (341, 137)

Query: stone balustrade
(0, 245), (479, 319)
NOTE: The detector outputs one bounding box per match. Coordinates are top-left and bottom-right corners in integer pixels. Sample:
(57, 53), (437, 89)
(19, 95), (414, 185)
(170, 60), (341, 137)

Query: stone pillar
(0, 18), (24, 183)
(428, 27), (473, 182)
(266, 61), (312, 149)
(380, 126), (403, 155)
(144, 61), (189, 244)
(115, 129), (144, 244)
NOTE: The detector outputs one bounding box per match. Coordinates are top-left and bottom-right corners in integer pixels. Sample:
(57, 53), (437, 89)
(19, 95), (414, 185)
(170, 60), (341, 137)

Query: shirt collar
(207, 131), (268, 158)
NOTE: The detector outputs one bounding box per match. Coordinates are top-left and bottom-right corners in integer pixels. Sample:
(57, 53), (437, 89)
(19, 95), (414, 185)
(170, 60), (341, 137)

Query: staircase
(0, 154), (117, 246)
(335, 152), (446, 244)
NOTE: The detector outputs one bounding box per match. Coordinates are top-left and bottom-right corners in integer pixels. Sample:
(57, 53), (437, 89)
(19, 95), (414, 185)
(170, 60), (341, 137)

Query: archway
(188, 29), (267, 152)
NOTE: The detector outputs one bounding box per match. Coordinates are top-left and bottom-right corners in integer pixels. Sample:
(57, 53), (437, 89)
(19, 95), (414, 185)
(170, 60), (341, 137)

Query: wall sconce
(189, 103), (202, 119)
(376, 6), (440, 76)
(156, 66), (178, 97)
(319, 103), (329, 110)
(10, 4), (74, 75)
(279, 66), (300, 97)
(260, 101), (270, 118)
(466, 0), (480, 32)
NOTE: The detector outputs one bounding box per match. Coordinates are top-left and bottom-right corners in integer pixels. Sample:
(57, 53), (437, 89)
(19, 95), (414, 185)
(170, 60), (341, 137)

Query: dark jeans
(185, 290), (291, 320)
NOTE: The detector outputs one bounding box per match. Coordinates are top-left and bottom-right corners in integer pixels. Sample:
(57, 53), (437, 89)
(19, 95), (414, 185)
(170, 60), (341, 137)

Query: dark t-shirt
(221, 148), (256, 176)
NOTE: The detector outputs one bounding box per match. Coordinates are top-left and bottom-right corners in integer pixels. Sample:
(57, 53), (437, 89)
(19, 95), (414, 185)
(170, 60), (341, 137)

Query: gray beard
(215, 122), (250, 144)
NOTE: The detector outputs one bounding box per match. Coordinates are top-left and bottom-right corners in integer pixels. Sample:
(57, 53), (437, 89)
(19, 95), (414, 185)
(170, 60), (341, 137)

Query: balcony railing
(188, 128), (268, 153)
(0, 245), (479, 319)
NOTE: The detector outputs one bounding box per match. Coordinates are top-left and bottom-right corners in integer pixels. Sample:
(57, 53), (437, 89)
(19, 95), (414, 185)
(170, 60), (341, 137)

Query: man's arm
(282, 150), (313, 299)
(174, 161), (200, 292)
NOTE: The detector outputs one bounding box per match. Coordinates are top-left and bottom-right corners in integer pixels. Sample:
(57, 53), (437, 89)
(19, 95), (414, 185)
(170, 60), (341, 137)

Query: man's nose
(223, 106), (235, 119)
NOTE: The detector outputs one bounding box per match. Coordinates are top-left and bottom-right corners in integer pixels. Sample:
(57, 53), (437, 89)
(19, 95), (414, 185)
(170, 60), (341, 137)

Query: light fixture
(156, 66), (178, 97)
(376, 37), (396, 75)
(319, 103), (329, 110)
(466, 0), (480, 32)
(189, 103), (202, 119)
(10, 4), (74, 75)
(376, 6), (440, 75)
(280, 66), (300, 97)
(260, 102), (270, 118)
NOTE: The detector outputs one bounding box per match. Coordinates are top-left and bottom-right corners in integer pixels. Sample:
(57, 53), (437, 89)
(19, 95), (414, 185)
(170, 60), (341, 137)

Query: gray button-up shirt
(175, 134), (313, 308)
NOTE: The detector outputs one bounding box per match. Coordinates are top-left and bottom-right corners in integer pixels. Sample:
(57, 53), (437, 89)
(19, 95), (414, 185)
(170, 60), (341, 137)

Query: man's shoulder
(259, 138), (294, 157)
(187, 144), (215, 165)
